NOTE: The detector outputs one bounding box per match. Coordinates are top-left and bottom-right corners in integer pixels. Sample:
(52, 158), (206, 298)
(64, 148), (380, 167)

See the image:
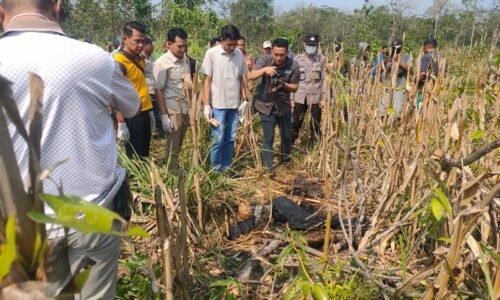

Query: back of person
(0, 32), (129, 212)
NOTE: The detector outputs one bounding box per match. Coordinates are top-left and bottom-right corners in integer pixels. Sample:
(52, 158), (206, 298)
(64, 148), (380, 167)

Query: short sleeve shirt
(418, 53), (439, 89)
(153, 51), (191, 114)
(253, 55), (301, 116)
(144, 55), (156, 95)
(0, 24), (140, 238)
(201, 45), (247, 109)
(383, 54), (410, 89)
(115, 52), (153, 111)
(294, 53), (326, 104)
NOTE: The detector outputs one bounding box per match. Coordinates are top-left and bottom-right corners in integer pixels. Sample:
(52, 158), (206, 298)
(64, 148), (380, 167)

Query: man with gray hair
(0, 0), (140, 298)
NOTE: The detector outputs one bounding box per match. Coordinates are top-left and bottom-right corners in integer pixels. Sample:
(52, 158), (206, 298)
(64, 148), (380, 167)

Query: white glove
(161, 114), (174, 133)
(117, 122), (130, 142)
(238, 101), (249, 116)
(203, 105), (212, 122)
(149, 111), (156, 130)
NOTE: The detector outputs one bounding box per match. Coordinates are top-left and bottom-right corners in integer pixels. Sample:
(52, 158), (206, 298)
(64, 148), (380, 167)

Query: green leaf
(311, 283), (329, 300)
(469, 130), (484, 141)
(430, 197), (445, 221)
(480, 242), (500, 262)
(300, 280), (311, 297)
(434, 188), (452, 217)
(74, 267), (92, 291)
(0, 215), (17, 282)
(28, 194), (149, 238)
(439, 237), (452, 244)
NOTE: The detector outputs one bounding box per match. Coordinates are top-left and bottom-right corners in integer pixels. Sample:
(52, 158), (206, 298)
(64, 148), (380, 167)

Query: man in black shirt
(248, 38), (301, 173)
(417, 37), (440, 108)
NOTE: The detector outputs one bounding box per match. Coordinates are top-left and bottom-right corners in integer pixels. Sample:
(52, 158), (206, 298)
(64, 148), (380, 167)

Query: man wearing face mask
(378, 39), (410, 121)
(291, 33), (326, 146)
(248, 38), (301, 174)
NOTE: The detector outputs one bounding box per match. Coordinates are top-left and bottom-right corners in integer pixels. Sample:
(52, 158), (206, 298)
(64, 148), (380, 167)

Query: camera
(271, 69), (285, 88)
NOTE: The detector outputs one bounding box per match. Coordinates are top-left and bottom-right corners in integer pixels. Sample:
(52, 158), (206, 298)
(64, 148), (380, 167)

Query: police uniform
(291, 34), (326, 145)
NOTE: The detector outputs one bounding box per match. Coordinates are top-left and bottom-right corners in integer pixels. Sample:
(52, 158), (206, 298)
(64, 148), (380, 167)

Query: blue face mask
(305, 46), (317, 55)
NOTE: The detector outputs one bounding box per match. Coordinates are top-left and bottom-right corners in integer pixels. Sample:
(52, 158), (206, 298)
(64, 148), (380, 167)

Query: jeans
(291, 100), (322, 145)
(211, 108), (239, 172)
(125, 110), (151, 158)
(259, 109), (292, 170)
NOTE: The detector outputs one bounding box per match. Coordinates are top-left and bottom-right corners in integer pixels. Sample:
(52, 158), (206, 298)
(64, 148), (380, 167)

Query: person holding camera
(291, 33), (327, 146)
(378, 39), (410, 121)
(248, 38), (301, 174)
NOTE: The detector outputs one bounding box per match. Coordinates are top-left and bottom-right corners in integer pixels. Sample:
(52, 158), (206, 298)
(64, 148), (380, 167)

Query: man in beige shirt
(153, 28), (192, 172)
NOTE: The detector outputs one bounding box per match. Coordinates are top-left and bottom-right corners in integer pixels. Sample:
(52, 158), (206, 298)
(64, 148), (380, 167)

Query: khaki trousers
(166, 113), (190, 172)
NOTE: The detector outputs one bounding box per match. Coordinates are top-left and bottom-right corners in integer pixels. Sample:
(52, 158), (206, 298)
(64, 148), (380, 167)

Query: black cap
(304, 33), (320, 46)
(392, 39), (403, 48)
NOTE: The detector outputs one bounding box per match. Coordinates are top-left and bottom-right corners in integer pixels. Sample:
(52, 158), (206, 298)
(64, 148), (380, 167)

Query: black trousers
(125, 110), (151, 158)
(259, 109), (292, 170)
(291, 101), (321, 145)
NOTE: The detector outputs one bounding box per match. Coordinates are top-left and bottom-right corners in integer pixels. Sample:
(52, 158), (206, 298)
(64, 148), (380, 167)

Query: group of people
(0, 0), (441, 298)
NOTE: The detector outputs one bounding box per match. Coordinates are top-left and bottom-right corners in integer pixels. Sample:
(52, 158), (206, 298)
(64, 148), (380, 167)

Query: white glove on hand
(203, 105), (212, 122)
(161, 114), (174, 133)
(117, 122), (130, 142)
(238, 101), (249, 116)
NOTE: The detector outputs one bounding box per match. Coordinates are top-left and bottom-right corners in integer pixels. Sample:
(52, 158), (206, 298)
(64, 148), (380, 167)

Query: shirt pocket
(312, 65), (322, 82)
(299, 67), (306, 81)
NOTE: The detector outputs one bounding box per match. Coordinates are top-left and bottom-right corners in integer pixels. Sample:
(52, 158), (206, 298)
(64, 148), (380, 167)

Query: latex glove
(149, 111), (156, 129)
(161, 114), (174, 133)
(203, 105), (212, 122)
(117, 122), (130, 142)
(238, 101), (248, 116)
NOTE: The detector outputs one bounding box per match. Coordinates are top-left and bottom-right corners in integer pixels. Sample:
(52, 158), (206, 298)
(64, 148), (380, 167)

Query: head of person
(220, 25), (241, 54)
(358, 42), (370, 59)
(271, 38), (289, 66)
(423, 37), (437, 54)
(262, 40), (272, 55)
(391, 39), (403, 57)
(142, 36), (153, 57)
(303, 33), (320, 55)
(334, 43), (342, 53)
(237, 36), (247, 52)
(380, 45), (388, 53)
(210, 36), (220, 48)
(123, 21), (146, 56)
(0, 0), (67, 25)
(167, 27), (188, 59)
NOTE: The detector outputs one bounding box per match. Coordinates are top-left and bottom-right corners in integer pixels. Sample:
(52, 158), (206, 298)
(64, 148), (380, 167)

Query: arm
(156, 89), (167, 115)
(283, 82), (298, 93)
(247, 66), (276, 80)
(240, 77), (247, 101)
(110, 61), (140, 118)
(203, 76), (212, 106)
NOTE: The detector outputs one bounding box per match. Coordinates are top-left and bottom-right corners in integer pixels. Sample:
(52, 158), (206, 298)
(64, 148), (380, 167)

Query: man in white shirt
(202, 24), (247, 174)
(0, 0), (140, 298)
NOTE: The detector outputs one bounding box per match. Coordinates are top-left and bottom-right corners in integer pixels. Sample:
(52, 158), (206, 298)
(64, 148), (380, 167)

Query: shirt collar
(166, 50), (182, 63)
(1, 15), (65, 38)
(218, 44), (236, 56)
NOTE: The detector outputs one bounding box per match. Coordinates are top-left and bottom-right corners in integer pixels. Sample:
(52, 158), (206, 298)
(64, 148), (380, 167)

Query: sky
(273, 0), (496, 14)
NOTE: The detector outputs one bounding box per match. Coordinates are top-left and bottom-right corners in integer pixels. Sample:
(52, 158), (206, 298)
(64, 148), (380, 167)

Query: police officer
(248, 38), (301, 173)
(291, 33), (326, 146)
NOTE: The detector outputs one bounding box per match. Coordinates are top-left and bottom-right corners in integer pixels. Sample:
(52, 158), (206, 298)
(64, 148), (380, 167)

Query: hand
(263, 66), (277, 76)
(290, 100), (295, 108)
(161, 114), (174, 133)
(238, 101), (249, 116)
(117, 122), (130, 142)
(319, 100), (325, 109)
(203, 105), (212, 122)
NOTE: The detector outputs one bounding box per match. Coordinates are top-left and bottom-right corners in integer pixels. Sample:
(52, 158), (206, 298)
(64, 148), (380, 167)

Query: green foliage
(209, 278), (243, 300)
(0, 215), (17, 282)
(116, 255), (161, 299)
(230, 0), (274, 45)
(28, 194), (149, 237)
